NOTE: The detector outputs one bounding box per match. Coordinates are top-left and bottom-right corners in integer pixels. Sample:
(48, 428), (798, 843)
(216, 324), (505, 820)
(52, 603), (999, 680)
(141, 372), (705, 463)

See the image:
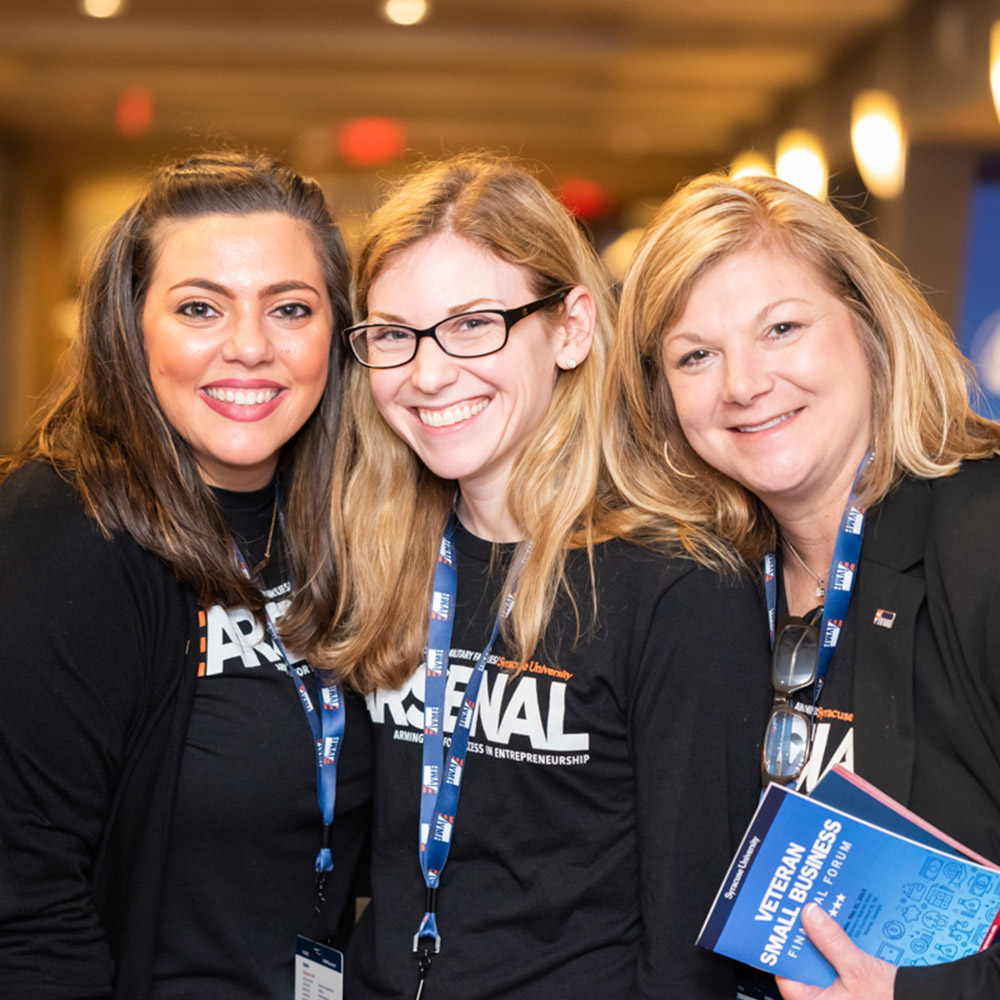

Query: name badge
(294, 935), (343, 1000)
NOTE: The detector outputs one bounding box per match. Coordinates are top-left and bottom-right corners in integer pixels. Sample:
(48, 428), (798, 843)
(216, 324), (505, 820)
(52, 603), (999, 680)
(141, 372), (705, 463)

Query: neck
(777, 472), (859, 615)
(771, 445), (869, 566)
(769, 445), (871, 617)
(780, 521), (835, 617)
(456, 484), (525, 543)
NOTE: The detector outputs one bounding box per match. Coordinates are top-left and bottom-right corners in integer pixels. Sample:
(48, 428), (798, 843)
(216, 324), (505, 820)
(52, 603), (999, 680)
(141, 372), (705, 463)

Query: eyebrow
(756, 296), (808, 321)
(167, 278), (322, 298)
(365, 298), (501, 324)
(666, 295), (812, 343)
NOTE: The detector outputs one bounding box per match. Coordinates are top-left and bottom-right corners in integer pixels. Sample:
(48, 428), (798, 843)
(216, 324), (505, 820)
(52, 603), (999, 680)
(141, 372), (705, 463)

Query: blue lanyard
(414, 511), (523, 957)
(763, 448), (872, 697)
(232, 493), (345, 883)
(262, 613), (345, 879)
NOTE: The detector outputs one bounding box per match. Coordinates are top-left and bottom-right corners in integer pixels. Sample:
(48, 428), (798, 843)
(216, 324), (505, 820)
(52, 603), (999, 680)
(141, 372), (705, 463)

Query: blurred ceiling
(0, 0), (998, 204)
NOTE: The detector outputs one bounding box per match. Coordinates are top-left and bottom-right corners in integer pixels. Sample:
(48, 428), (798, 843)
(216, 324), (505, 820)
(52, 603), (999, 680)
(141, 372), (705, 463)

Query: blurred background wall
(2, 0), (999, 450)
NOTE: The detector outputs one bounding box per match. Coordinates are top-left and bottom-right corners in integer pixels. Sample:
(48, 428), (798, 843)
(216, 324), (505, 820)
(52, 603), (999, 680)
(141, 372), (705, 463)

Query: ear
(554, 285), (596, 371)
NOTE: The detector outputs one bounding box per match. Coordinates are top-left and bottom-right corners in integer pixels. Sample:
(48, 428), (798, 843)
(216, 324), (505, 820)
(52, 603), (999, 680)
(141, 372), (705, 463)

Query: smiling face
(366, 231), (572, 515)
(661, 243), (873, 521)
(141, 211), (333, 491)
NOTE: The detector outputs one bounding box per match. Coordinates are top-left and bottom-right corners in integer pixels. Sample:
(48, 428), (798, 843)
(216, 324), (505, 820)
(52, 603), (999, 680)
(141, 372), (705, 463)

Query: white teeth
(737, 411), (795, 433)
(205, 387), (279, 406)
(418, 398), (489, 428)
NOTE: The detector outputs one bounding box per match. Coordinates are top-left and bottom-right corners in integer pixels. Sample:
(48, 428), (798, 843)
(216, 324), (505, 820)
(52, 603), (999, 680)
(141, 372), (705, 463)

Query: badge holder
(294, 935), (343, 999)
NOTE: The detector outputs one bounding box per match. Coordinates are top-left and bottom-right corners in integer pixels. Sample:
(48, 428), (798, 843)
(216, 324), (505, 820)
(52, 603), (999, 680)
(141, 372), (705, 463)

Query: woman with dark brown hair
(0, 152), (371, 1000)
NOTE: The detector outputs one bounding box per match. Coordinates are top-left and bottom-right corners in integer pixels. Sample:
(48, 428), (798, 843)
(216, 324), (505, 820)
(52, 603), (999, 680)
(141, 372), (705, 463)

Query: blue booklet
(697, 779), (1000, 987)
(809, 767), (997, 865)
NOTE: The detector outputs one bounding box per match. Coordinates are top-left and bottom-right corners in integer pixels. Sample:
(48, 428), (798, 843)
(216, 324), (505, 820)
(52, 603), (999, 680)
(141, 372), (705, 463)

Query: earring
(662, 439), (697, 479)
(564, 358), (577, 370)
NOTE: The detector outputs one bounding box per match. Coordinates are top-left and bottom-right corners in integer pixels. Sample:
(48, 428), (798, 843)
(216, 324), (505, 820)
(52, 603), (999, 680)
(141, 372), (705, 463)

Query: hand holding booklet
(697, 766), (1000, 987)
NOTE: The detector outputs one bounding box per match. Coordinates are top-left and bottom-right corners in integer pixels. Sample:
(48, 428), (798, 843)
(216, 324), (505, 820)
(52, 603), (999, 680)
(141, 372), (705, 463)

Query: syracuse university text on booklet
(697, 767), (1000, 987)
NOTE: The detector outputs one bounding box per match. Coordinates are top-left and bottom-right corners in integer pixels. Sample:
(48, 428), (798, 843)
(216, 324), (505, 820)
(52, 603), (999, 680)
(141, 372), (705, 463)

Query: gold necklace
(251, 491), (279, 577)
(783, 537), (826, 599)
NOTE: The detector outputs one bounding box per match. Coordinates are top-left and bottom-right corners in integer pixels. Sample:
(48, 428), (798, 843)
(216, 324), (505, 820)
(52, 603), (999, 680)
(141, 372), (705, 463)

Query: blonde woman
(607, 171), (1000, 1000)
(310, 154), (770, 999)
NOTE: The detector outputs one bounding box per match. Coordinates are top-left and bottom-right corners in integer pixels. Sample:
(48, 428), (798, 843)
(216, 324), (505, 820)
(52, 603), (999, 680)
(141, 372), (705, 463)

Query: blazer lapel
(851, 478), (930, 805)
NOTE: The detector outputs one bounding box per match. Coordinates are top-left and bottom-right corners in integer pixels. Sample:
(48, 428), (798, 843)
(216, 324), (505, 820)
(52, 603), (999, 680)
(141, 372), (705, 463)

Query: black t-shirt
(151, 484), (373, 1000)
(347, 523), (771, 1000)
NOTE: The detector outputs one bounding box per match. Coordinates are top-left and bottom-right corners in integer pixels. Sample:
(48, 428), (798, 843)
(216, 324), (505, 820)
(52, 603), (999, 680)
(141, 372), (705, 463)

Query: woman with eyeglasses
(305, 153), (771, 999)
(0, 152), (372, 999)
(605, 171), (1000, 1000)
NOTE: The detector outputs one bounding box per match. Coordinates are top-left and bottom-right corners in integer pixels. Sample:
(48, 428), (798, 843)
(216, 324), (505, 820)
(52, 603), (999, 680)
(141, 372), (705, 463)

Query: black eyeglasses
(762, 614), (821, 786)
(343, 288), (570, 369)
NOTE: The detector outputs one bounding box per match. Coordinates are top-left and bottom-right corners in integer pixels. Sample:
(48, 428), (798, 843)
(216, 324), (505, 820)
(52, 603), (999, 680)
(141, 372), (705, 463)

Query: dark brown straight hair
(1, 151), (351, 643)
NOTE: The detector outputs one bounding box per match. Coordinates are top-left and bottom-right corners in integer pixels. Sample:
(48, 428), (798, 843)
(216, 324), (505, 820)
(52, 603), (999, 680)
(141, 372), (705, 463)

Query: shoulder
(925, 456), (1000, 567)
(2, 460), (106, 552)
(889, 456), (1000, 541)
(0, 459), (179, 607)
(1, 458), (81, 514)
(866, 457), (1000, 563)
(884, 455), (1000, 510)
(574, 539), (769, 709)
(929, 454), (1000, 503)
(866, 458), (1000, 616)
(585, 534), (752, 586)
(573, 535), (762, 619)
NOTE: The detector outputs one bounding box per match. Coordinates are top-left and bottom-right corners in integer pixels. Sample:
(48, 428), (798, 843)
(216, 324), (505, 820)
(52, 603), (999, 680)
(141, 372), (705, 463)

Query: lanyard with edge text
(763, 448), (872, 701)
(413, 508), (526, 998)
(232, 486), (345, 903)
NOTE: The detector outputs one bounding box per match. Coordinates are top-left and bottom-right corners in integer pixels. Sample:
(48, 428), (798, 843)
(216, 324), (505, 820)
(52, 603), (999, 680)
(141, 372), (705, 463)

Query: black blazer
(848, 457), (1000, 998)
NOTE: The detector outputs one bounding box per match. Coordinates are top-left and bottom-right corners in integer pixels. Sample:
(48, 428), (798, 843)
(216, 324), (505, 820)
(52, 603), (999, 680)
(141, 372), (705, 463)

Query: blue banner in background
(957, 169), (1000, 419)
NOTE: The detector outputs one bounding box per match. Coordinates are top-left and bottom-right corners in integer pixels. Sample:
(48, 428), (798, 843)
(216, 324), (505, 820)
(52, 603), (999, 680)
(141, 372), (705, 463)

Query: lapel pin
(873, 609), (896, 629)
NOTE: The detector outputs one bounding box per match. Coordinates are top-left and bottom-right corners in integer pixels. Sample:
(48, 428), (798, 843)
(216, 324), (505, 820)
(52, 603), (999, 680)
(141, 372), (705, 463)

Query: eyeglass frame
(761, 613), (822, 786)
(341, 287), (571, 369)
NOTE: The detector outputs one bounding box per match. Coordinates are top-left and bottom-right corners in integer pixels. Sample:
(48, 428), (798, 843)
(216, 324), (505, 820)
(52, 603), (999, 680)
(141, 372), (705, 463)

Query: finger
(775, 974), (823, 1000)
(799, 903), (864, 979)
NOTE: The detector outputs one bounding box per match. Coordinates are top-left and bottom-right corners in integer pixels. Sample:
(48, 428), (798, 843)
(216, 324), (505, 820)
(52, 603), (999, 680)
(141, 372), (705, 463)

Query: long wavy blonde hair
(310, 153), (616, 692)
(604, 172), (1000, 567)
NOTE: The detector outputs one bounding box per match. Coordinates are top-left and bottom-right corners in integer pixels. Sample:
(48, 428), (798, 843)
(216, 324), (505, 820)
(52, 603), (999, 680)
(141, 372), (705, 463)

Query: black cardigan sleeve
(0, 462), (196, 999)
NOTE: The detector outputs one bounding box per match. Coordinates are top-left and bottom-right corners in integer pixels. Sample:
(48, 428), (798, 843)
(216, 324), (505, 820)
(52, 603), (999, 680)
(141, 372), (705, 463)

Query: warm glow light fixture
(775, 129), (828, 200)
(730, 151), (773, 180)
(991, 21), (1000, 126)
(556, 177), (609, 220)
(382, 0), (429, 25)
(80, 0), (126, 16)
(851, 90), (906, 199)
(115, 86), (153, 137)
(338, 116), (407, 166)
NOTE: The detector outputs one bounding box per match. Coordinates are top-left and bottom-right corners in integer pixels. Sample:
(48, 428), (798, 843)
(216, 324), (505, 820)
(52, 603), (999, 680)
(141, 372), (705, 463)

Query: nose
(721, 347), (773, 406)
(409, 335), (458, 394)
(221, 310), (274, 366)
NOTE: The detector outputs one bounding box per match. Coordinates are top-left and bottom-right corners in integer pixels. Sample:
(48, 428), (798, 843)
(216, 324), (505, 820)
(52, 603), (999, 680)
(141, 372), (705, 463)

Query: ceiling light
(382, 0), (429, 26)
(730, 151), (773, 180)
(80, 0), (126, 17)
(991, 21), (1000, 126)
(775, 129), (828, 200)
(851, 90), (906, 199)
